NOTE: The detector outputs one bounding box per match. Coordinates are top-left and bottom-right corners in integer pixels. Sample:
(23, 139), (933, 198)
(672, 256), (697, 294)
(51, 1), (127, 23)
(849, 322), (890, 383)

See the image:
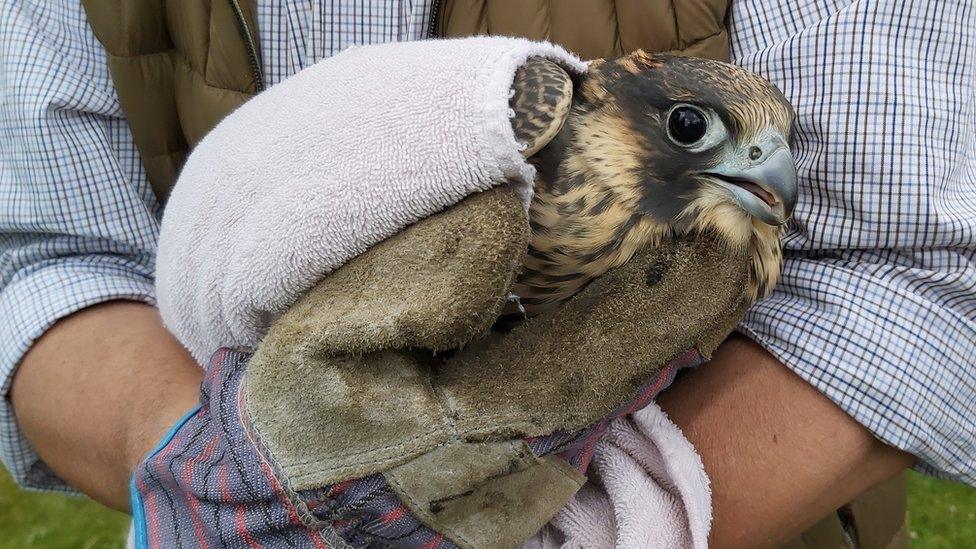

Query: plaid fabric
(257, 1), (434, 88)
(730, 0), (976, 484)
(134, 349), (338, 549)
(297, 475), (453, 549)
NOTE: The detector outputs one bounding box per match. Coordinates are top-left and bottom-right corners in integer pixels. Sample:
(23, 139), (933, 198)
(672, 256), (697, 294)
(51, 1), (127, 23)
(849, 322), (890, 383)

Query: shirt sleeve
(0, 1), (160, 491)
(729, 0), (976, 485)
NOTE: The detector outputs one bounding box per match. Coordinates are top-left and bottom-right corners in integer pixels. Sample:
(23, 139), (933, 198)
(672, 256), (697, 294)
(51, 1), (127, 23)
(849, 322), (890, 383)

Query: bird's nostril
(749, 146), (763, 160)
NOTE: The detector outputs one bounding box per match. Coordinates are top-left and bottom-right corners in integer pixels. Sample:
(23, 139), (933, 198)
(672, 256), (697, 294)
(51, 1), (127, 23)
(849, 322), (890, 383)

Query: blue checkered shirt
(2, 0), (974, 492)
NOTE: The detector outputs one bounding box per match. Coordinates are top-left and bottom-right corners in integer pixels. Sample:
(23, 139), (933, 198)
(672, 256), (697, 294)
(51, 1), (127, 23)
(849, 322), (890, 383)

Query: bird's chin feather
(746, 221), (784, 302)
(678, 187), (784, 304)
(679, 187), (755, 246)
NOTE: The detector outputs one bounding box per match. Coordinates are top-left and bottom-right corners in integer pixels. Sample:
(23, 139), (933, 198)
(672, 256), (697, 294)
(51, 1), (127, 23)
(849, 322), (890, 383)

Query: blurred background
(1, 468), (973, 548)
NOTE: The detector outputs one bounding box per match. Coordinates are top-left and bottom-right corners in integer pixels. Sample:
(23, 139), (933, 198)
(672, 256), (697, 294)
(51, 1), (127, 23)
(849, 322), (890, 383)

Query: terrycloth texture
(524, 403), (712, 549)
(155, 37), (587, 363)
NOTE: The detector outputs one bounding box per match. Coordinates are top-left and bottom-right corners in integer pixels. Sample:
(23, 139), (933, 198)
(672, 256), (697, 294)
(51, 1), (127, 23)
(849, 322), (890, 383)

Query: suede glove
(231, 187), (751, 549)
(130, 352), (693, 549)
(136, 186), (750, 549)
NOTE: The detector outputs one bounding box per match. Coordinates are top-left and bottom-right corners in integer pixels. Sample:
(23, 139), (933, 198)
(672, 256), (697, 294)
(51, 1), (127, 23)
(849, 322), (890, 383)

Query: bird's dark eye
(667, 106), (707, 146)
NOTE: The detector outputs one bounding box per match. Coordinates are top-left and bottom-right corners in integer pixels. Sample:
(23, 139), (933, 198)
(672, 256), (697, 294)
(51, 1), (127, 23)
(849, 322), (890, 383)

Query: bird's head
(564, 51), (799, 299)
(574, 51), (798, 230)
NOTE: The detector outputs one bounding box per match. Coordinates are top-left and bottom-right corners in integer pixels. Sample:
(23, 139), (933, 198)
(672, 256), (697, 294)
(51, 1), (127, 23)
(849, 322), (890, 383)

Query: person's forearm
(658, 334), (915, 548)
(10, 301), (202, 511)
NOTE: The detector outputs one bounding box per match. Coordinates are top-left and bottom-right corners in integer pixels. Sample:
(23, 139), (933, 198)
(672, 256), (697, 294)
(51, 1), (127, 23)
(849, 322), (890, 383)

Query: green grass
(907, 471), (976, 548)
(0, 469), (128, 549)
(0, 468), (973, 547)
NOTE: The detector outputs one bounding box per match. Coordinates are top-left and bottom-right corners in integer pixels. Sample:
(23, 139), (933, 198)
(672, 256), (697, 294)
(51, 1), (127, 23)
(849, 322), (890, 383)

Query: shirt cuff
(0, 256), (155, 492)
(740, 255), (976, 486)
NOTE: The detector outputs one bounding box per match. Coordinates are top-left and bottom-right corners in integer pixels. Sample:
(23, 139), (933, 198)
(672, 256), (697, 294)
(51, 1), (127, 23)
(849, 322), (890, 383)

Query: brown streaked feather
(498, 54), (675, 327)
(509, 57), (575, 159)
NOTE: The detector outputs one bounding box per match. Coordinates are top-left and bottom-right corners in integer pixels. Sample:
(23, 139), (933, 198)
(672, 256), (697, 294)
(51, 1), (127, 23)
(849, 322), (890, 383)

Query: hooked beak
(703, 135), (798, 226)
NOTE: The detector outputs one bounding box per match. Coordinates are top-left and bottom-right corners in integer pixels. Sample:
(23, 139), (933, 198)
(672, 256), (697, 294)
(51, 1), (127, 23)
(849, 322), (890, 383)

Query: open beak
(703, 135), (798, 226)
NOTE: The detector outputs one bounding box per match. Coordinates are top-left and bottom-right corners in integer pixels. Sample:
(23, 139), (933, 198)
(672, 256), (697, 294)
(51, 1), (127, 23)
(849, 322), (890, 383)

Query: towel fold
(525, 402), (712, 549)
(155, 37), (586, 364)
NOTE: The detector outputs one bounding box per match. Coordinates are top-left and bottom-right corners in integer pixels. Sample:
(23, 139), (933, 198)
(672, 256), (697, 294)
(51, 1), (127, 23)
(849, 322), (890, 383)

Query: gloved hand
(137, 185), (750, 549)
(233, 187), (750, 549)
(131, 355), (697, 549)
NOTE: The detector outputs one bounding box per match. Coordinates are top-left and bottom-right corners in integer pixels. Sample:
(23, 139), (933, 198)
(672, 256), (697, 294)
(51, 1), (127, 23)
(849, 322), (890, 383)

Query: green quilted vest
(81, 0), (263, 203)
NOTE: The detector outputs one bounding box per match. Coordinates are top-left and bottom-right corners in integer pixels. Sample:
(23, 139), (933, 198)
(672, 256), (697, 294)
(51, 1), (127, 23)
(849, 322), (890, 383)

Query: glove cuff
(129, 405), (202, 549)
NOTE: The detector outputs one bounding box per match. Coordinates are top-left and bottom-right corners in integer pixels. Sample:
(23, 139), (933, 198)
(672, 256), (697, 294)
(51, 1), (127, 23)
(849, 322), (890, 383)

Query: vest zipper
(427, 0), (443, 38)
(228, 0), (265, 92)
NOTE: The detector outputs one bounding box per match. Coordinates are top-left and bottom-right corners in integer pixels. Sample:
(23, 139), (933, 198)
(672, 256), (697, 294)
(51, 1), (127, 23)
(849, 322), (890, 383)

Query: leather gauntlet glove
(229, 187), (751, 548)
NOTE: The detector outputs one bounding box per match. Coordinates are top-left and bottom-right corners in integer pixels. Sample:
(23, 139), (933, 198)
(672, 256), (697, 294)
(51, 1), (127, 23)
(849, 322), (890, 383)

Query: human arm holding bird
(138, 42), (896, 548)
(7, 4), (964, 544)
(10, 303), (911, 546)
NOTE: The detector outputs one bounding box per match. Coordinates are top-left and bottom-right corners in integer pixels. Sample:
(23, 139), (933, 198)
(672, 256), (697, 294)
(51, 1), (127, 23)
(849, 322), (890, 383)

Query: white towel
(525, 403), (712, 549)
(155, 37), (586, 364)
